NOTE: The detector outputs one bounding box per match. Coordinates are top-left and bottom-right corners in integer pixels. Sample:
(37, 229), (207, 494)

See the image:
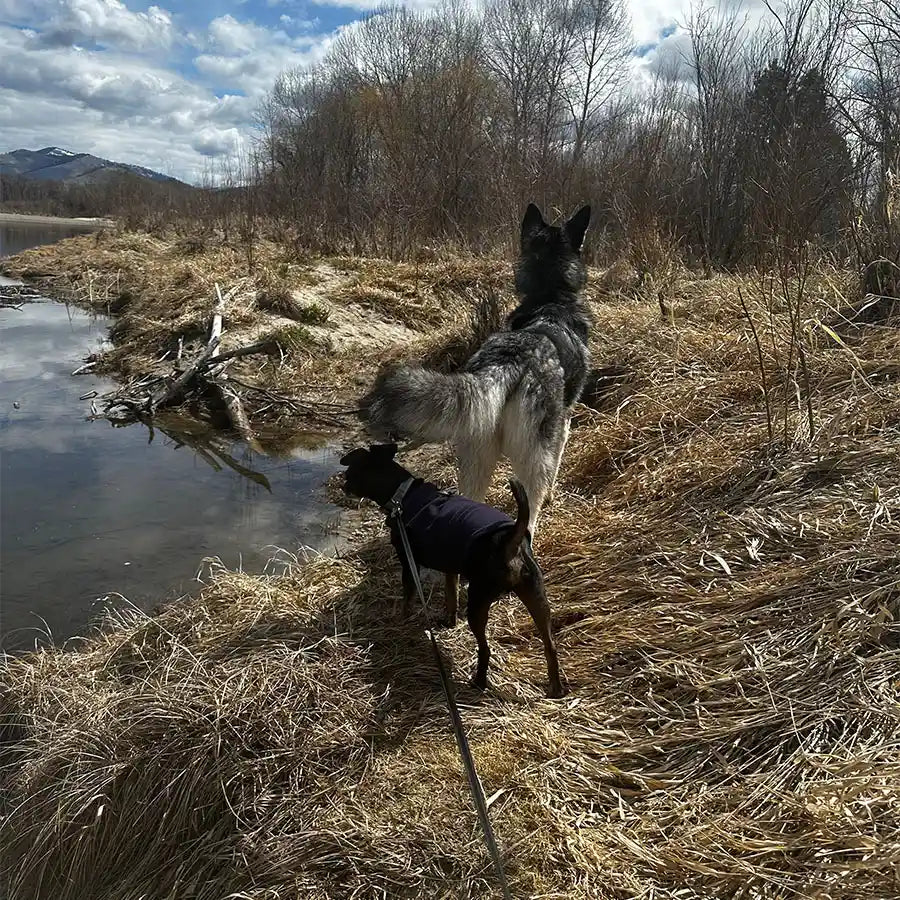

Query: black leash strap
(388, 499), (513, 900)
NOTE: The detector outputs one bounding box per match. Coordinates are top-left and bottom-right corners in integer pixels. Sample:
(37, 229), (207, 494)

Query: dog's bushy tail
(359, 364), (517, 445)
(504, 479), (531, 561)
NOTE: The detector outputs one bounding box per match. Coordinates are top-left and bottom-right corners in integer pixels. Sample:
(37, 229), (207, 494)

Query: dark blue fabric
(397, 481), (513, 574)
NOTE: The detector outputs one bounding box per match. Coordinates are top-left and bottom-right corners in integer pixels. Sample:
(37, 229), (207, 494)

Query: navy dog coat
(393, 481), (514, 575)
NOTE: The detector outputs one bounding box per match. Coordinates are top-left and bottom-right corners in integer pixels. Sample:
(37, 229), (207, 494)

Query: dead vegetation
(1, 234), (900, 899)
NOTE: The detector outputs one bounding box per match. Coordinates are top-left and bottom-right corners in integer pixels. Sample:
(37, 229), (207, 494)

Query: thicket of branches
(245, 0), (900, 271)
(9, 0), (900, 276)
(0, 174), (103, 218)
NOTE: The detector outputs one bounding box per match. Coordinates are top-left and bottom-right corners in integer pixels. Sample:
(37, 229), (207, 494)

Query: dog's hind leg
(455, 438), (500, 502)
(511, 419), (570, 533)
(512, 453), (554, 534)
(546, 417), (571, 508)
(513, 576), (564, 698)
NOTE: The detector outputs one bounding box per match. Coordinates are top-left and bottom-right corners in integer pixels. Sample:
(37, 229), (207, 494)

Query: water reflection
(0, 220), (99, 258)
(0, 299), (342, 650)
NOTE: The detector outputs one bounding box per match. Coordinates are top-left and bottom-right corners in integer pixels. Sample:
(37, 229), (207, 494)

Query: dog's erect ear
(370, 442), (398, 460)
(340, 447), (369, 467)
(565, 205), (591, 251)
(521, 202), (546, 238)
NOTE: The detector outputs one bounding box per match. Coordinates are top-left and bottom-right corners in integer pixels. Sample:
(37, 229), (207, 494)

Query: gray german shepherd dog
(360, 203), (592, 530)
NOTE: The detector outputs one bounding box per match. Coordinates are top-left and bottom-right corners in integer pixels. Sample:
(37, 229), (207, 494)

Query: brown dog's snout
(341, 468), (362, 498)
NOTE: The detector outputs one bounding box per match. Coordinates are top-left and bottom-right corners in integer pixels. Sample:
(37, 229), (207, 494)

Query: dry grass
(327, 255), (508, 331)
(255, 269), (331, 325)
(2, 238), (900, 898)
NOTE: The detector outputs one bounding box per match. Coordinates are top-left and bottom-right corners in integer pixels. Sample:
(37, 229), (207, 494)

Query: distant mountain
(0, 147), (182, 185)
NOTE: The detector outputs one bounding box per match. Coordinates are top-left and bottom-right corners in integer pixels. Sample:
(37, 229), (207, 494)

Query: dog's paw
(547, 682), (566, 699)
(470, 675), (488, 691)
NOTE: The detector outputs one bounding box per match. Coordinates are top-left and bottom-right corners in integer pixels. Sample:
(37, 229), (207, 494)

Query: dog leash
(386, 484), (514, 900)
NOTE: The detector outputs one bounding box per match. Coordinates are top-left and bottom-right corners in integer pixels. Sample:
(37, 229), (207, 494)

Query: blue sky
(0, 0), (687, 183)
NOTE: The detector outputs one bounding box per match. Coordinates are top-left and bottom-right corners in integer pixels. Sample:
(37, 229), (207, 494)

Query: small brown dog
(340, 444), (564, 697)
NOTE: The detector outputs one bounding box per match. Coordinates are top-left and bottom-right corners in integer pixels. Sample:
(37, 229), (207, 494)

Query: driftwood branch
(210, 372), (261, 451)
(205, 281), (263, 447)
(210, 283), (225, 354)
(153, 338), (220, 411)
(92, 281), (350, 436)
(154, 288), (227, 411)
(197, 339), (275, 370)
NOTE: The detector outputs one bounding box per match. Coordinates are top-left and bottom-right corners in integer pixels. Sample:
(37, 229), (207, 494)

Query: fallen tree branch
(212, 375), (263, 452)
(210, 283), (225, 354)
(197, 339), (276, 370)
(88, 282), (346, 437)
(150, 287), (229, 412)
(225, 377), (358, 424)
(153, 338), (220, 411)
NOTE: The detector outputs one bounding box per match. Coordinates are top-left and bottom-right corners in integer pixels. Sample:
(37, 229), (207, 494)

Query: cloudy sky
(0, 0), (685, 184)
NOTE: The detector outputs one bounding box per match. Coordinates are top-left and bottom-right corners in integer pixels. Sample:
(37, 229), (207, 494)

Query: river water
(0, 221), (343, 650)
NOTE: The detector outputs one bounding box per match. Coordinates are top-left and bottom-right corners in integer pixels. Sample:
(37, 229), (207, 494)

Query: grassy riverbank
(0, 230), (510, 431)
(1, 232), (899, 898)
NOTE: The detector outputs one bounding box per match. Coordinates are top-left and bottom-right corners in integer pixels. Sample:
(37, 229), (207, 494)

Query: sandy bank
(0, 211), (113, 227)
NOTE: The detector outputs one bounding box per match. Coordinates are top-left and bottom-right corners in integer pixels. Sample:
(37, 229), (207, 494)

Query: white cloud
(195, 13), (329, 96)
(279, 13), (319, 31)
(631, 0), (790, 86)
(629, 0), (681, 46)
(0, 25), (230, 125)
(642, 27), (691, 81)
(0, 4), (334, 182)
(191, 126), (242, 158)
(208, 13), (273, 54)
(25, 0), (177, 52)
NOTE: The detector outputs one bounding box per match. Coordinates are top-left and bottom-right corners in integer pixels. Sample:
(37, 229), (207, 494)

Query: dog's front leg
(444, 574), (459, 627)
(466, 585), (491, 690)
(391, 529), (417, 618)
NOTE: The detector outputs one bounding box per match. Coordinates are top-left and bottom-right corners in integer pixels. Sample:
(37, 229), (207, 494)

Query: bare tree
(240, 0), (866, 269)
(564, 0), (631, 170)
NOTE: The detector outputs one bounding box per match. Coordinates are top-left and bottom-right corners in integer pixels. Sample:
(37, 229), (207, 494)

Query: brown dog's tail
(504, 479), (531, 561)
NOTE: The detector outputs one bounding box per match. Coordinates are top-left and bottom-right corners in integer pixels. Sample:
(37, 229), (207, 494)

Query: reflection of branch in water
(207, 443), (272, 493)
(166, 429), (223, 473)
(155, 422), (272, 492)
